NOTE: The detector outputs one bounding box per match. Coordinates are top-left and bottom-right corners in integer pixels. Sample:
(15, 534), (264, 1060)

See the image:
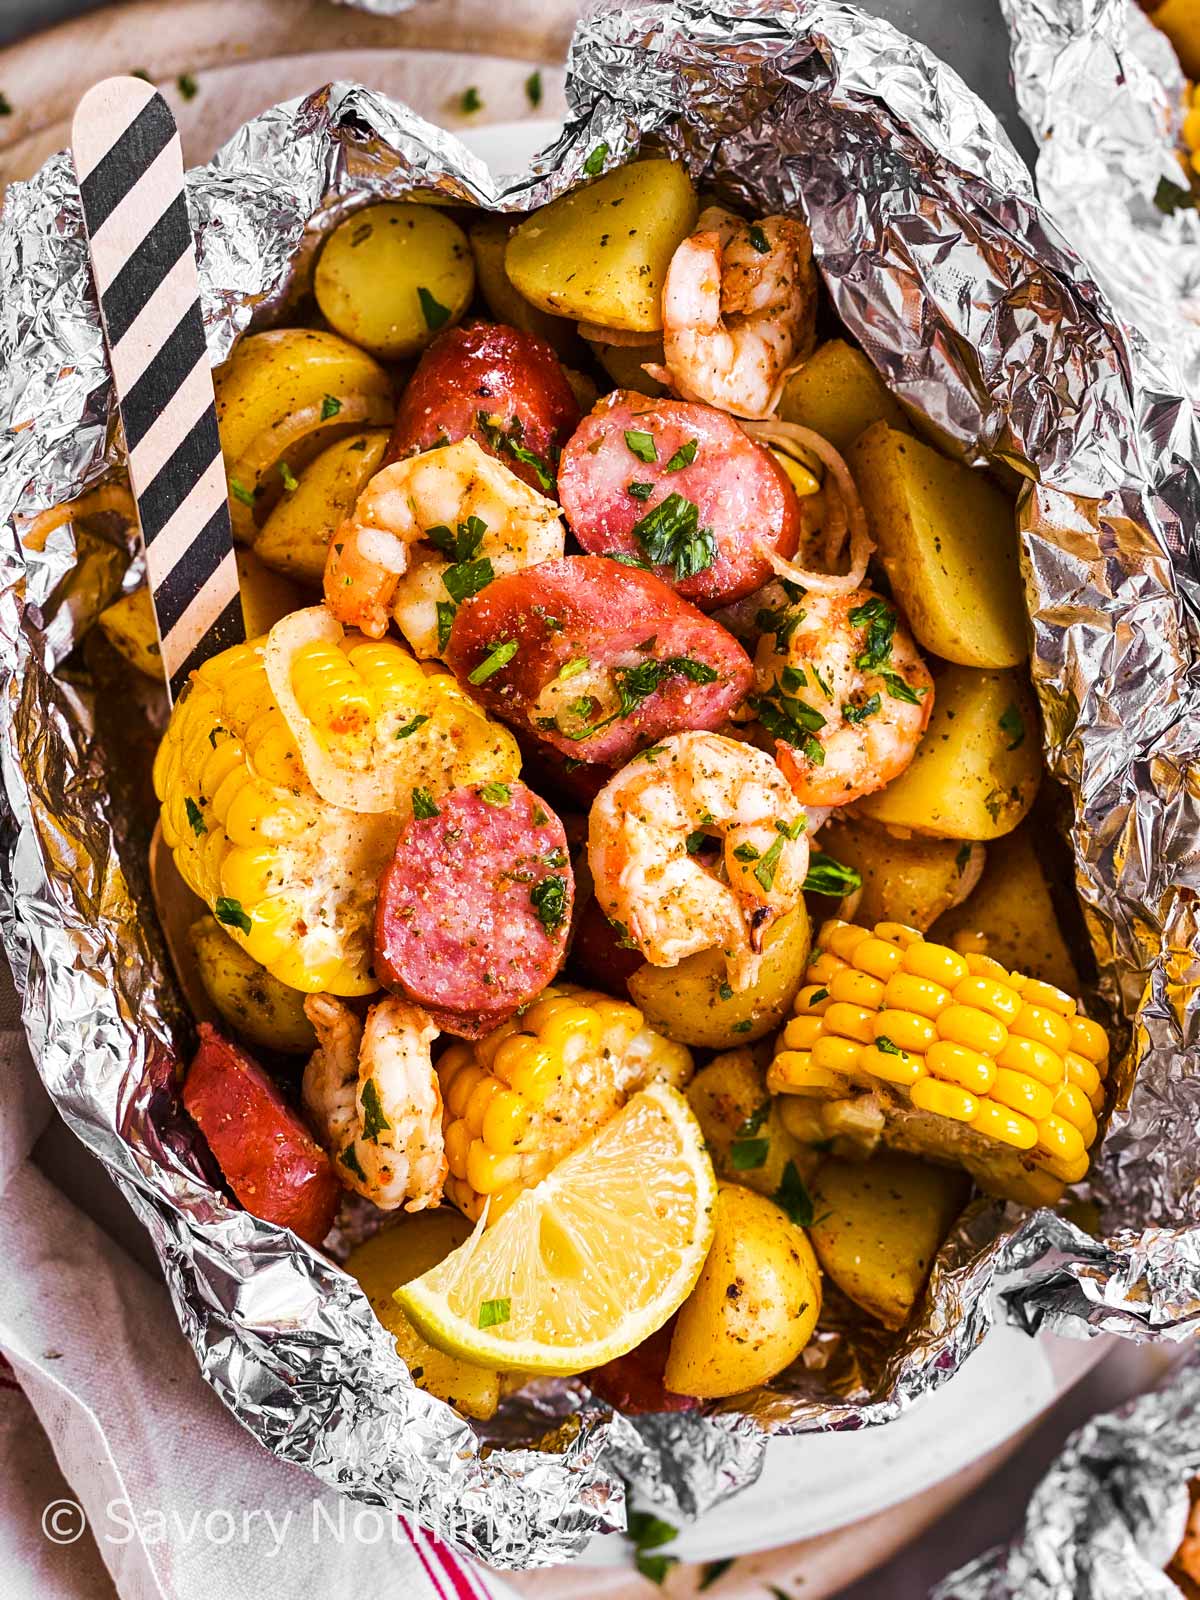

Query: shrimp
(752, 588), (934, 808)
(323, 438), (565, 655)
(660, 206), (817, 419)
(588, 730), (810, 991)
(302, 992), (446, 1211)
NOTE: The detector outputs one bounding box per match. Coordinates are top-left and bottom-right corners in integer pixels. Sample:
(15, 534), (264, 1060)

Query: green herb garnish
(395, 714), (430, 740)
(774, 1159), (815, 1227)
(803, 852), (862, 897)
(624, 429), (658, 464)
(631, 491), (715, 580)
(320, 394), (342, 420)
(177, 73), (199, 101)
(418, 286), (452, 331)
(753, 816), (806, 893)
(411, 788), (440, 820)
(229, 477), (257, 508)
(185, 797), (206, 836)
(748, 222), (770, 253)
(530, 875), (568, 933)
(478, 1298), (511, 1328)
(627, 481), (655, 500)
(459, 86), (483, 114)
(729, 1136), (769, 1169)
(525, 70), (543, 107)
(999, 703), (1026, 750)
(843, 692), (882, 725)
(583, 143), (609, 176)
(214, 897), (251, 934)
(361, 1077), (391, 1141)
(664, 439), (698, 471)
(469, 639), (518, 684)
(479, 782), (511, 806)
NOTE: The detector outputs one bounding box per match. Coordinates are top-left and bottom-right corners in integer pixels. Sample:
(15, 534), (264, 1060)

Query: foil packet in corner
(2, 0), (1200, 1568)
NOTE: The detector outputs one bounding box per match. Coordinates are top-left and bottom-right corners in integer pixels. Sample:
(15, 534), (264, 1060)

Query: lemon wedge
(394, 1083), (717, 1375)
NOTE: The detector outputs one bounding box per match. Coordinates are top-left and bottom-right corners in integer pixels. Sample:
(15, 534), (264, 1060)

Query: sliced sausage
(385, 321), (580, 493)
(375, 781), (572, 1038)
(445, 555), (753, 765)
(183, 1025), (340, 1248)
(585, 1322), (699, 1415)
(557, 391), (802, 608)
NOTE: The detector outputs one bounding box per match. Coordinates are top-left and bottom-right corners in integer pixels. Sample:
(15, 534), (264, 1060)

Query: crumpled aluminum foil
(934, 1350), (1200, 1600)
(3, 0), (1200, 1567)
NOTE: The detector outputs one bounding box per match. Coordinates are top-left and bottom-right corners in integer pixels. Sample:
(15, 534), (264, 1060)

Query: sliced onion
(742, 419), (874, 594)
(577, 321), (659, 347)
(21, 483), (136, 552)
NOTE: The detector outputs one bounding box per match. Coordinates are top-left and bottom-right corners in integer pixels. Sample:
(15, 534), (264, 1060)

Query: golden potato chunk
(254, 429), (389, 584)
(685, 1050), (811, 1195)
(856, 665), (1041, 840)
(345, 1212), (500, 1420)
(505, 159), (698, 334)
(664, 1182), (821, 1398)
(98, 588), (164, 679)
(189, 915), (315, 1054)
(468, 214), (581, 360)
(933, 821), (1082, 994)
(628, 902), (810, 1048)
(809, 1154), (968, 1330)
(816, 813), (985, 932)
(850, 422), (1027, 669)
(778, 339), (908, 454)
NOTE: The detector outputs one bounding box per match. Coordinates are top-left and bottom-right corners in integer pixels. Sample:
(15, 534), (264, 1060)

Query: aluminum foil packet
(3, 0), (1200, 1568)
(934, 1349), (1200, 1600)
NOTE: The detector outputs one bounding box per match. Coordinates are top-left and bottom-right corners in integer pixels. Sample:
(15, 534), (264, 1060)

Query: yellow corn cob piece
(438, 985), (694, 1223)
(768, 918), (1109, 1205)
(153, 629), (519, 995)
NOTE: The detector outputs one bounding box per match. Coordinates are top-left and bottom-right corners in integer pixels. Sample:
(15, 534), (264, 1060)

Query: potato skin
(778, 339), (908, 455)
(189, 915), (316, 1054)
(346, 1212), (500, 1420)
(851, 422), (1027, 670)
(315, 202), (475, 359)
(685, 1050), (810, 1194)
(254, 430), (389, 584)
(98, 588), (164, 679)
(664, 1183), (822, 1398)
(817, 812), (984, 932)
(808, 1155), (968, 1330)
(506, 159), (698, 333)
(932, 821), (1082, 994)
(856, 665), (1041, 840)
(628, 902), (811, 1048)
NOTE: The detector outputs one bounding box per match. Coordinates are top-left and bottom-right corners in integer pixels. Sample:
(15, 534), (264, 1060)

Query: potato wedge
(850, 422), (1027, 669)
(664, 1182), (821, 1398)
(506, 159), (698, 333)
(468, 214), (582, 360)
(98, 587), (164, 679)
(215, 329), (393, 542)
(932, 821), (1082, 994)
(345, 1212), (500, 1420)
(778, 339), (908, 455)
(816, 813), (985, 932)
(590, 337), (668, 397)
(235, 549), (307, 637)
(808, 1154), (968, 1329)
(686, 1050), (809, 1195)
(254, 429), (389, 584)
(628, 902), (810, 1048)
(857, 665), (1041, 840)
(189, 915), (315, 1054)
(315, 202), (474, 360)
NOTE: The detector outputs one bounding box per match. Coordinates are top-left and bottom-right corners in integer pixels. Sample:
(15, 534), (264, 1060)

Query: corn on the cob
(153, 626), (518, 995)
(437, 985), (694, 1223)
(768, 918), (1109, 1205)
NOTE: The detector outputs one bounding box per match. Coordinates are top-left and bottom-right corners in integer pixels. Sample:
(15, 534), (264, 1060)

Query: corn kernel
(466, 1141), (522, 1196)
(219, 844), (277, 904)
(767, 1050), (851, 1100)
(444, 1119), (472, 1179)
(446, 1063), (485, 1120)
(482, 1088), (533, 1152)
(853, 936), (905, 980)
(806, 951), (848, 986)
(911, 1078), (977, 1122)
(1019, 978), (1076, 1017)
(1032, 1147), (1089, 1184)
(953, 975), (1022, 1024)
(926, 1039), (996, 1094)
(1009, 1004), (1071, 1054)
(794, 983), (832, 1014)
(884, 971), (952, 1017)
(902, 941), (968, 988)
(873, 1009), (936, 1053)
(874, 921), (923, 949)
(1064, 1050), (1101, 1099)
(824, 1001), (877, 1045)
(829, 966), (886, 1009)
(990, 1068), (1054, 1122)
(861, 1042), (924, 1085)
(963, 953), (1013, 985)
(937, 1004), (1008, 1056)
(1068, 1015), (1109, 1067)
(971, 1100), (1037, 1150)
(465, 1076), (504, 1136)
(541, 1007), (601, 1052)
(1052, 1084), (1097, 1146)
(783, 1014), (826, 1050)
(994, 1034), (1064, 1088)
(507, 1051), (562, 1105)
(1034, 1114), (1085, 1165)
(824, 920), (872, 961)
(437, 1042), (473, 1094)
(813, 1034), (866, 1078)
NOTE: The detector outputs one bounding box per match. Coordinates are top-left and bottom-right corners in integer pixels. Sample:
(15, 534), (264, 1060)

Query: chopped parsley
(605, 551), (652, 568)
(320, 394), (342, 420)
(635, 1555), (678, 1586)
(340, 1143), (367, 1181)
(478, 1297), (511, 1329)
(228, 476), (257, 508)
(442, 558), (494, 604)
(843, 692), (881, 725)
(631, 491), (715, 580)
(395, 713), (430, 740)
(530, 875), (568, 933)
(781, 664), (807, 693)
(476, 412), (554, 492)
(459, 86), (483, 114)
(803, 852), (862, 897)
(411, 787), (440, 820)
(849, 595), (897, 671)
(525, 70), (543, 107)
(469, 639), (518, 684)
(177, 73), (199, 101)
(956, 843), (972, 871)
(417, 286), (452, 331)
(1155, 175), (1196, 216)
(628, 1514), (678, 1584)
(479, 782), (511, 806)
(582, 142), (609, 177)
(627, 481), (655, 501)
(664, 439), (698, 471)
(718, 982), (734, 1001)
(214, 896), (251, 935)
(999, 703), (1026, 750)
(557, 656), (590, 681)
(774, 1159), (816, 1227)
(729, 1136), (769, 1169)
(614, 654), (717, 717)
(984, 787), (1006, 823)
(278, 461), (298, 492)
(807, 987), (829, 1005)
(737, 1102), (771, 1136)
(435, 601), (457, 653)
(732, 842), (760, 862)
(875, 1035), (904, 1056)
(699, 1559), (735, 1590)
(685, 829), (710, 855)
(754, 816), (806, 893)
(624, 429), (658, 464)
(878, 667), (925, 704)
(184, 797), (206, 836)
(756, 605), (803, 652)
(748, 222), (770, 253)
(753, 681), (826, 764)
(361, 1078), (391, 1141)
(811, 663), (834, 699)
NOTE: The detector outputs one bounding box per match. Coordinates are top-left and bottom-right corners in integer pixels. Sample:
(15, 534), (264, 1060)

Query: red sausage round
(375, 781), (572, 1038)
(385, 321), (580, 493)
(445, 555), (753, 766)
(183, 1025), (340, 1248)
(558, 391), (802, 608)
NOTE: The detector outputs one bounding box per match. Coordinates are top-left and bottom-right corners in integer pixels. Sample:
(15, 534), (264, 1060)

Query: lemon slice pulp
(394, 1083), (717, 1375)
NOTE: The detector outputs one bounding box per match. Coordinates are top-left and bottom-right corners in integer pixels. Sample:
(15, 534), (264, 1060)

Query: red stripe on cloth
(419, 1521), (492, 1600)
(400, 1518), (450, 1600)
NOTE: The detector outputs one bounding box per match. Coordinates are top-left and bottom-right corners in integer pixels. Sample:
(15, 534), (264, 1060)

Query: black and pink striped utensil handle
(72, 76), (244, 702)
